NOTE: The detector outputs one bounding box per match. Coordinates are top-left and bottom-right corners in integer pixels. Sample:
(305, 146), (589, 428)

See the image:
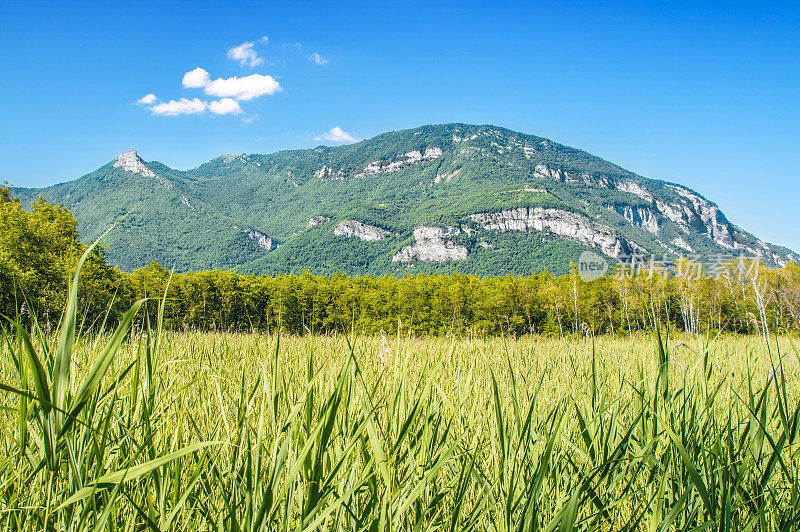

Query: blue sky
(1, 0), (798, 251)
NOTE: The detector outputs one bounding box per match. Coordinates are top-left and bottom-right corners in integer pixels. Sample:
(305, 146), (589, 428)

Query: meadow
(2, 300), (800, 529)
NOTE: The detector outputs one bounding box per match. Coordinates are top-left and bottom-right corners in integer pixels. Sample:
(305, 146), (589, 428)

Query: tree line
(2, 191), (799, 336)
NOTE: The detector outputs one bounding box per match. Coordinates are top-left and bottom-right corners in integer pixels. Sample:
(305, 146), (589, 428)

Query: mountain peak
(113, 150), (155, 178)
(17, 123), (797, 273)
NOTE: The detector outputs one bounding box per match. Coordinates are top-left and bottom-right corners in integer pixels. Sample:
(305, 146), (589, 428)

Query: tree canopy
(2, 192), (799, 337)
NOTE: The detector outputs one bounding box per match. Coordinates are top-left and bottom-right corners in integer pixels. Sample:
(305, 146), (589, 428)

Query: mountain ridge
(12, 123), (798, 275)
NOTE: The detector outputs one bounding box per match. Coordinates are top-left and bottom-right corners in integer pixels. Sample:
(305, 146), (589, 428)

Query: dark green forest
(2, 191), (799, 336)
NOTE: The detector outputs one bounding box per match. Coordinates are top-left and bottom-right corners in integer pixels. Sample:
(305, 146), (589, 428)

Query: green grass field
(3, 327), (800, 529)
(2, 247), (800, 530)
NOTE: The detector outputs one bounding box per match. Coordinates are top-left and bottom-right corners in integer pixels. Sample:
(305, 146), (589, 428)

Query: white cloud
(241, 114), (259, 126)
(182, 68), (280, 101)
(259, 36), (269, 44)
(314, 126), (358, 143)
(208, 98), (243, 115)
(145, 97), (242, 116)
(227, 41), (263, 68)
(137, 93), (157, 105)
(204, 73), (281, 101)
(149, 98), (208, 116)
(145, 61), (280, 118)
(182, 67), (211, 88)
(309, 52), (328, 65)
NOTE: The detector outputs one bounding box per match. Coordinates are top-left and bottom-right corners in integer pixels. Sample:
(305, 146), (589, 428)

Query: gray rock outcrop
(248, 230), (277, 251)
(307, 216), (330, 228)
(610, 204), (661, 235)
(470, 207), (636, 258)
(113, 150), (155, 178)
(392, 226), (468, 262)
(333, 220), (390, 241)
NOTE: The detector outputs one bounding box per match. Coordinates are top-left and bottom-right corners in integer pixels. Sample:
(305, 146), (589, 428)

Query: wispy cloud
(227, 41), (263, 68)
(147, 97), (243, 116)
(309, 52), (329, 65)
(314, 126), (358, 143)
(149, 98), (207, 116)
(241, 114), (259, 126)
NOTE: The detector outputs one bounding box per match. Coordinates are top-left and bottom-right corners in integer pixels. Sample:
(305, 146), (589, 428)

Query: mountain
(12, 124), (798, 276)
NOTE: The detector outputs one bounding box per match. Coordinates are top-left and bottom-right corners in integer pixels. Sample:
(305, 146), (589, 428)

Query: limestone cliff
(393, 227), (467, 262)
(469, 207), (637, 258)
(333, 220), (390, 241)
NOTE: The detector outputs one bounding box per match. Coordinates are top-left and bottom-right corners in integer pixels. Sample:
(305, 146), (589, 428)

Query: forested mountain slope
(14, 124), (798, 275)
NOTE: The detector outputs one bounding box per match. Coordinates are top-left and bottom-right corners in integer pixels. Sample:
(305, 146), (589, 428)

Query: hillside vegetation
(12, 124), (798, 274)
(2, 193), (799, 337)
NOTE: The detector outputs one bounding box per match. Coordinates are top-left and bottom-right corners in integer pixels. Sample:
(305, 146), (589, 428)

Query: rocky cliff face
(611, 183), (800, 264)
(248, 230), (278, 251)
(533, 164), (613, 188)
(610, 181), (796, 262)
(333, 220), (390, 241)
(618, 182), (738, 250)
(113, 151), (155, 178)
(664, 186), (734, 246)
(356, 148), (443, 178)
(314, 147), (444, 181)
(393, 226), (468, 262)
(610, 204), (661, 235)
(729, 227), (800, 266)
(470, 207), (637, 258)
(530, 162), (790, 261)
